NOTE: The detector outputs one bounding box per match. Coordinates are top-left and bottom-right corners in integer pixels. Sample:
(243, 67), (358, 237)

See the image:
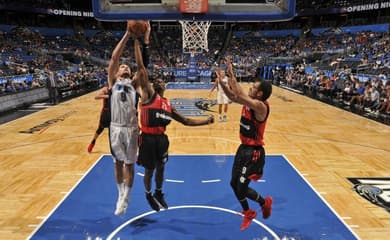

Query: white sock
(117, 183), (123, 197)
(124, 185), (131, 199)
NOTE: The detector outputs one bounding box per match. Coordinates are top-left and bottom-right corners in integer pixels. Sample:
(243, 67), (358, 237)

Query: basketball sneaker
(87, 143), (95, 153)
(154, 191), (168, 209)
(146, 192), (160, 211)
(222, 115), (227, 122)
(261, 196), (273, 219)
(240, 209), (257, 231)
(114, 195), (129, 216)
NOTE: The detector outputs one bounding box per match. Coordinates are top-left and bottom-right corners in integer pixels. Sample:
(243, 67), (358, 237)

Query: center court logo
(194, 99), (217, 112)
(170, 98), (216, 116)
(348, 177), (390, 212)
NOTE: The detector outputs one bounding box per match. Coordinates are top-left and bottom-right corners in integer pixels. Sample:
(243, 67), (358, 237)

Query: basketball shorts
(109, 125), (138, 164)
(138, 133), (169, 170)
(217, 91), (230, 105)
(232, 144), (265, 178)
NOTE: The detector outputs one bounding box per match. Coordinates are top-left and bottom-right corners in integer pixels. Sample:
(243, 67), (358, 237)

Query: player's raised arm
(134, 35), (153, 102)
(142, 21), (151, 68)
(107, 29), (131, 88)
(218, 59), (241, 104)
(222, 57), (258, 108)
(225, 56), (243, 97)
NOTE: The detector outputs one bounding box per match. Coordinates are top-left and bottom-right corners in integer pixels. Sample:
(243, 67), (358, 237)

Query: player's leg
(110, 126), (134, 216)
(88, 110), (109, 153)
(246, 187), (272, 219)
(88, 125), (104, 153)
(218, 104), (223, 121)
(109, 126), (126, 215)
(138, 133), (160, 211)
(245, 146), (272, 219)
(231, 145), (257, 230)
(217, 92), (224, 121)
(122, 162), (134, 202)
(223, 103), (228, 121)
(113, 159), (125, 215)
(153, 134), (169, 209)
(144, 167), (160, 211)
(121, 127), (139, 206)
(232, 173), (257, 231)
(144, 168), (154, 193)
(154, 163), (168, 209)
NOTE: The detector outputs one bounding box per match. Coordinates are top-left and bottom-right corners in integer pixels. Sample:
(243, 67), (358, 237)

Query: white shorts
(217, 91), (229, 105)
(109, 125), (138, 164)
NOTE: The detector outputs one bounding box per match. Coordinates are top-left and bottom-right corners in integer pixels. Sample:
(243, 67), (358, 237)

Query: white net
(179, 20), (212, 53)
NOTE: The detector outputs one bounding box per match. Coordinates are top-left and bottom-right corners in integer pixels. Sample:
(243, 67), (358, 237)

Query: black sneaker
(146, 193), (160, 211)
(153, 191), (168, 209)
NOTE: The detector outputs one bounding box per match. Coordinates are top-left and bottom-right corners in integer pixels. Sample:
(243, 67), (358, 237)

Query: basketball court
(1, 84), (388, 239)
(0, 1), (389, 240)
(28, 155), (358, 239)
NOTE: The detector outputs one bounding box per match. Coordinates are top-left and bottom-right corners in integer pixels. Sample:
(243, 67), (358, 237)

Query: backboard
(92, 0), (296, 22)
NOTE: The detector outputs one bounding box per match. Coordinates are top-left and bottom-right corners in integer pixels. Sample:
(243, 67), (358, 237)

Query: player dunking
(107, 26), (141, 216)
(218, 56), (273, 230)
(133, 35), (214, 212)
(87, 86), (110, 153)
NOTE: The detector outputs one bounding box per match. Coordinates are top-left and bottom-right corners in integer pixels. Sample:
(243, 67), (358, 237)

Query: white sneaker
(218, 116), (223, 122)
(114, 195), (129, 216)
(222, 115), (227, 122)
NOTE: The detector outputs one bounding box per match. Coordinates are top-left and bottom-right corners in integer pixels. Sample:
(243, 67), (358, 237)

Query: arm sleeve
(142, 43), (150, 68)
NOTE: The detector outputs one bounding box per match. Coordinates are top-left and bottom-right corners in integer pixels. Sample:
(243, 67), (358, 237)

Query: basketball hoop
(179, 20), (211, 53)
(179, 0), (210, 53)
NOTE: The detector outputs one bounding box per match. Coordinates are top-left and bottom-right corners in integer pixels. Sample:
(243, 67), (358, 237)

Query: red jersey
(239, 101), (269, 146)
(140, 93), (172, 134)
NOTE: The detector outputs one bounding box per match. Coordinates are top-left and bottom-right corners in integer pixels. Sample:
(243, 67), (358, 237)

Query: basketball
(127, 20), (147, 35)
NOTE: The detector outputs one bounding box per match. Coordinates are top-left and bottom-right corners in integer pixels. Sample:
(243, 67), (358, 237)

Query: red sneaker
(240, 209), (257, 231)
(87, 143), (95, 153)
(261, 196), (273, 219)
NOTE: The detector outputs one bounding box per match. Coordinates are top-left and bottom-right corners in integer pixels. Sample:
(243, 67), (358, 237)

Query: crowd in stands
(0, 8), (389, 123)
(0, 25), (105, 97)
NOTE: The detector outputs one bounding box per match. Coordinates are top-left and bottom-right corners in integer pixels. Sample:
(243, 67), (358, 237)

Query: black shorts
(232, 144), (265, 178)
(138, 133), (169, 169)
(99, 109), (110, 128)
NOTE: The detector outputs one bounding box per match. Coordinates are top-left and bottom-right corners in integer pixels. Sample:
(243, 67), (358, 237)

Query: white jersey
(217, 76), (228, 92)
(110, 78), (138, 127)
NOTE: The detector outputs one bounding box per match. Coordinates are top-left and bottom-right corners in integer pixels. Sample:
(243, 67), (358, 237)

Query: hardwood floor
(0, 84), (389, 239)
